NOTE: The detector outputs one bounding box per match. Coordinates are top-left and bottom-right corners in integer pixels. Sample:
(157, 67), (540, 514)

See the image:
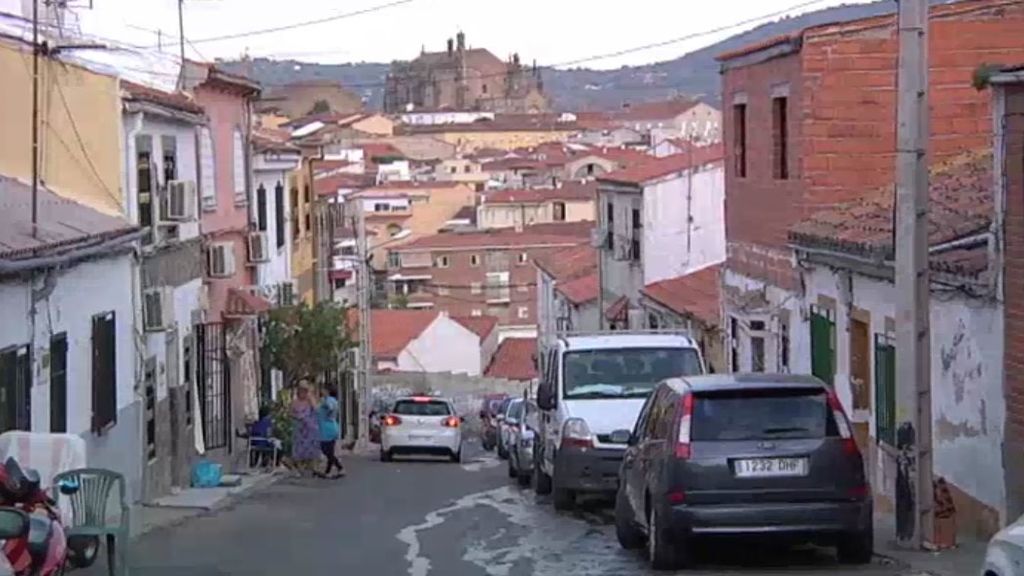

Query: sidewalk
(874, 516), (987, 576)
(131, 469), (282, 538)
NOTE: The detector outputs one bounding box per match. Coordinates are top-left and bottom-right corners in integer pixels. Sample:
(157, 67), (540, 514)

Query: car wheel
(516, 469), (531, 487)
(534, 462), (553, 495)
(450, 447), (462, 463)
(507, 455), (518, 478)
(837, 524), (873, 564)
(615, 487), (645, 550)
(380, 448), (392, 462)
(647, 503), (684, 570)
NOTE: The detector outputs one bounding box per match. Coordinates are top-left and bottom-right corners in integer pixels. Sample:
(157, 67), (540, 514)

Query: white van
(533, 331), (705, 510)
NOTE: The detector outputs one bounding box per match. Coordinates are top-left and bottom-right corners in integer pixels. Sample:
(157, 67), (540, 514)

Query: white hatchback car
(380, 396), (463, 462)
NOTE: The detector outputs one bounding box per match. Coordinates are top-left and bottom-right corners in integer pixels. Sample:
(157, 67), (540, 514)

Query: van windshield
(562, 348), (702, 399)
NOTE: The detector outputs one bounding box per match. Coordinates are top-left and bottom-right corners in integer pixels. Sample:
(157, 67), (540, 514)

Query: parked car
(614, 374), (872, 570)
(479, 394), (509, 451)
(508, 398), (539, 486)
(380, 396), (464, 463)
(534, 332), (706, 511)
(982, 512), (1024, 575)
(497, 397), (524, 460)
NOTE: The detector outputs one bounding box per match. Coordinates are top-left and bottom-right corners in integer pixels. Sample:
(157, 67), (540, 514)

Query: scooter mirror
(0, 508), (29, 539)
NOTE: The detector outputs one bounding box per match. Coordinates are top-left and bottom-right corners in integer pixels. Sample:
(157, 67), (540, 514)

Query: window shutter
(199, 127), (216, 210)
(232, 129), (246, 202)
(275, 182), (286, 249)
(91, 311), (117, 433)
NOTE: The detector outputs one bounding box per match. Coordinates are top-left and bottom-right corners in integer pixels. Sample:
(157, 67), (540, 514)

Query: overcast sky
(41, 0), (870, 69)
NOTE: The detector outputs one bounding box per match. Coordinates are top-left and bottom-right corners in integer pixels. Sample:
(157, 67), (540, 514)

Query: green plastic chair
(52, 468), (130, 576)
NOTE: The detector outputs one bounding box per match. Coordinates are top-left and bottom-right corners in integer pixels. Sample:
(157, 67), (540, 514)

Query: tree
(308, 99), (331, 115)
(263, 300), (353, 388)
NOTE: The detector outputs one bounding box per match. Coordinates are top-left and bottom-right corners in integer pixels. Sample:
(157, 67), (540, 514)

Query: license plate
(734, 457), (808, 478)
(409, 435), (433, 443)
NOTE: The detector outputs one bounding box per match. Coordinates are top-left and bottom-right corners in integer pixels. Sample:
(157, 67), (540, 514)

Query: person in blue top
(316, 385), (345, 478)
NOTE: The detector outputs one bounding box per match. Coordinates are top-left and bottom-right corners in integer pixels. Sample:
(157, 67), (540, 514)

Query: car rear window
(508, 401), (524, 420)
(691, 388), (837, 441)
(393, 400), (452, 416)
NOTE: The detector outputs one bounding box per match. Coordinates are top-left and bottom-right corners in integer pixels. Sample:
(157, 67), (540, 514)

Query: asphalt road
(103, 441), (912, 576)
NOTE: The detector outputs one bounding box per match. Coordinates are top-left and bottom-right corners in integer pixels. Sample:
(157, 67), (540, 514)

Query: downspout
(125, 112), (145, 225)
(993, 86), (1008, 302)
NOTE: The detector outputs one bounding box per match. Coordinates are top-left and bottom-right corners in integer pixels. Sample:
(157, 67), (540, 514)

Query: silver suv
(614, 374), (872, 570)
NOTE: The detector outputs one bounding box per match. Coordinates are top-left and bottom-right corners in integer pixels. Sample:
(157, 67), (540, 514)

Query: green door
(810, 308), (835, 385)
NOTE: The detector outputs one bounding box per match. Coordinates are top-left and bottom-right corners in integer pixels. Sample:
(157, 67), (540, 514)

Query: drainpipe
(125, 112), (145, 225)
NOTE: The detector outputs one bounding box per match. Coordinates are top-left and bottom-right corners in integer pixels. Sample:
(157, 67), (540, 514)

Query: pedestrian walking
(290, 381), (321, 477)
(317, 385), (345, 478)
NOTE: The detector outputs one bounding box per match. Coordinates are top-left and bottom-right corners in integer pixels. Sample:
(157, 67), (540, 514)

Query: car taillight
(442, 416), (460, 428)
(826, 390), (859, 456)
(675, 393), (694, 459)
(667, 490), (686, 505)
(562, 418), (593, 449)
(382, 414), (402, 426)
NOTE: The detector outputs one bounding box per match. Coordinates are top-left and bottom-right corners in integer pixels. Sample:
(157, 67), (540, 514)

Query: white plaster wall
(643, 165), (725, 286)
(600, 190), (644, 305)
(536, 268), (555, 352)
(122, 114), (200, 240)
(143, 278), (203, 403)
(398, 316), (481, 375)
(721, 268), (808, 375)
(802, 264), (1006, 518)
(0, 255), (138, 435)
(252, 169), (292, 289)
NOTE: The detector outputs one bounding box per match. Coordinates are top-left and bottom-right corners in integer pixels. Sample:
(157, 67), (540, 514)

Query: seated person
(239, 407), (282, 467)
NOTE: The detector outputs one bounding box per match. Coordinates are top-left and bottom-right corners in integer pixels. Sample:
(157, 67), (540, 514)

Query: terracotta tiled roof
(0, 176), (137, 259)
(715, 33), (801, 62)
(617, 98), (699, 122)
(121, 81), (203, 115)
(789, 150), (993, 261)
(452, 315), (498, 340)
(347, 309), (440, 360)
(534, 244), (596, 282)
(396, 222), (590, 252)
(253, 127), (299, 152)
(605, 295), (629, 321)
(315, 173), (375, 197)
(370, 181), (468, 191)
(598, 144), (724, 186)
(485, 337), (538, 381)
(557, 273), (599, 305)
(482, 188), (547, 204)
(398, 113), (582, 134)
(641, 264), (722, 327)
(362, 142), (405, 160)
(584, 146), (654, 166)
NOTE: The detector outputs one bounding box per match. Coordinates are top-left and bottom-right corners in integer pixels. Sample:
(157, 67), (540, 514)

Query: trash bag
(191, 459), (222, 488)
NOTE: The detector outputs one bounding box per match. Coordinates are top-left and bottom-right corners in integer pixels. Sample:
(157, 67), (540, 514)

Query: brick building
(991, 65), (1024, 524)
(387, 222), (591, 332)
(719, 0), (1024, 376)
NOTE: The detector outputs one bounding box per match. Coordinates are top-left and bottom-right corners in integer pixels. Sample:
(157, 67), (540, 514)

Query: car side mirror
(0, 508), (29, 539)
(537, 386), (555, 410)
(609, 429), (632, 445)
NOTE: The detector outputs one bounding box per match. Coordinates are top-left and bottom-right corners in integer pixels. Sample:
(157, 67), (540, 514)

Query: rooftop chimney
(456, 31), (465, 52)
(447, 38), (454, 56)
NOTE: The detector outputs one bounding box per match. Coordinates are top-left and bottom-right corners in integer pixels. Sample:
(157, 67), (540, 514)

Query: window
(304, 208), (311, 235)
(486, 271), (511, 303)
(471, 282), (482, 295)
(91, 311), (117, 432)
(256, 184), (268, 232)
(517, 306), (529, 320)
(470, 254), (480, 267)
(136, 135), (154, 245)
(387, 251), (401, 268)
(605, 200), (614, 250)
(518, 252), (529, 265)
(161, 135), (177, 184)
(275, 183), (286, 249)
(482, 83), (488, 95)
(750, 335), (765, 372)
(464, 165), (472, 174)
(393, 399), (451, 416)
(0, 344), (31, 433)
(374, 203), (390, 213)
(437, 286), (450, 296)
(335, 278), (348, 289)
(648, 313), (660, 330)
(232, 128), (246, 203)
(303, 183), (311, 204)
(199, 127), (216, 211)
(772, 96), (789, 179)
(732, 103), (747, 178)
(730, 316), (740, 373)
(779, 313), (791, 373)
(553, 201), (566, 222)
(436, 255), (450, 268)
(291, 187), (300, 240)
(50, 333), (68, 433)
(875, 333), (896, 446)
(630, 206), (642, 261)
(471, 309), (483, 317)
(692, 388), (837, 442)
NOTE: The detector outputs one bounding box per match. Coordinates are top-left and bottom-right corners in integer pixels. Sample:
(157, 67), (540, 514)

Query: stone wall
(371, 372), (528, 433)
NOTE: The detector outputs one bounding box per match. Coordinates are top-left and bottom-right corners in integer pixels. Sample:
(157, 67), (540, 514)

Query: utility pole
(356, 206), (373, 445)
(30, 0), (41, 238)
(894, 0), (932, 549)
(176, 0), (186, 90)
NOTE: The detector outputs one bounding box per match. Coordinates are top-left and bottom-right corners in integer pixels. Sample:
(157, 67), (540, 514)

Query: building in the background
(384, 32), (547, 114)
(387, 222), (591, 335)
(534, 244), (599, 354)
(477, 182), (596, 229)
(485, 337), (539, 383)
(639, 264), (724, 373)
(251, 128), (302, 307)
(596, 146), (724, 328)
(257, 79), (363, 119)
(394, 114), (581, 153)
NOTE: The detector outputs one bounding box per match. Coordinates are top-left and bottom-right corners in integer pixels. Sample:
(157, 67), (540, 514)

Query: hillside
(220, 0), (945, 112)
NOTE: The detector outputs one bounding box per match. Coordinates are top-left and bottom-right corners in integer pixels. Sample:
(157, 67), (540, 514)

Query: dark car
(614, 374), (872, 571)
(479, 394), (509, 451)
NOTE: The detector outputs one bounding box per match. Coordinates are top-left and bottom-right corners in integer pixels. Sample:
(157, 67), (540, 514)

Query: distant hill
(220, 0), (949, 112)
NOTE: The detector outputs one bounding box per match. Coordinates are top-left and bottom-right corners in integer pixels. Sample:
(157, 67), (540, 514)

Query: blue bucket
(191, 460), (222, 488)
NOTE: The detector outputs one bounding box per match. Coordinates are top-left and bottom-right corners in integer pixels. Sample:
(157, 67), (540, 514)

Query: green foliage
(270, 394), (294, 454)
(972, 62), (1006, 91)
(390, 293), (409, 309)
(308, 99), (331, 115)
(263, 300), (353, 388)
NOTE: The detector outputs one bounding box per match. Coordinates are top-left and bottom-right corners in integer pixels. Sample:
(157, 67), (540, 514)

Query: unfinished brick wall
(1003, 84), (1024, 521)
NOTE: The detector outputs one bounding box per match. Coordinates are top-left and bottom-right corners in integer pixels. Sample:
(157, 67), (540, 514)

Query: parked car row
(497, 331), (875, 572)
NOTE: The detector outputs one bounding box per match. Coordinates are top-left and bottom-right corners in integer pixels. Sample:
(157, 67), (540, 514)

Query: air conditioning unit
(207, 242), (236, 278)
(142, 288), (174, 332)
(164, 180), (197, 221)
(247, 231), (270, 264)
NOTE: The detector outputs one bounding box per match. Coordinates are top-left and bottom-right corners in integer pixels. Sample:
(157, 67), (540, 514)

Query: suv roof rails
(555, 329), (694, 337)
